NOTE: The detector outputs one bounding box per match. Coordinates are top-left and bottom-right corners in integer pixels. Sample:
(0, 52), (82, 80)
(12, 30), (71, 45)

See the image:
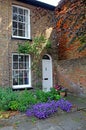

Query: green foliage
(78, 35), (86, 45)
(18, 35), (51, 55)
(35, 89), (46, 102)
(17, 90), (37, 112)
(45, 40), (51, 49)
(77, 35), (86, 52)
(35, 88), (61, 102)
(0, 88), (18, 110)
(18, 41), (32, 54)
(9, 101), (19, 110)
(0, 88), (37, 112)
(0, 87), (61, 112)
(18, 35), (51, 77)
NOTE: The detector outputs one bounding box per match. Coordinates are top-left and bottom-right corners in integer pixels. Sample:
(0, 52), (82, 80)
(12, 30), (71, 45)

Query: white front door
(42, 55), (53, 92)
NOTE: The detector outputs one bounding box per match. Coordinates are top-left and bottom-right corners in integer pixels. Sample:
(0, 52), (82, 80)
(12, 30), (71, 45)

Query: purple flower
(56, 99), (72, 112)
(26, 99), (72, 119)
(26, 100), (58, 119)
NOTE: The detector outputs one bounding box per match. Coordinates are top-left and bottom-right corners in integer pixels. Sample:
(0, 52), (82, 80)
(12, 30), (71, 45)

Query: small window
(12, 5), (30, 39)
(42, 55), (50, 60)
(12, 54), (31, 89)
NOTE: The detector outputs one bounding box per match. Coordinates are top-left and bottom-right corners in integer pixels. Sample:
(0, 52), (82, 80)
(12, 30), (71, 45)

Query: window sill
(11, 36), (32, 41)
(12, 85), (32, 89)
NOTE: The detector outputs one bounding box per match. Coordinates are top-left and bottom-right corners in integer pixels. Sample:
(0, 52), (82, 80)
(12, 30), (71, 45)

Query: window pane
(13, 63), (18, 69)
(19, 78), (23, 85)
(13, 78), (18, 85)
(18, 15), (23, 22)
(25, 24), (28, 37)
(13, 55), (18, 61)
(24, 56), (29, 69)
(19, 8), (23, 15)
(19, 63), (23, 69)
(13, 70), (18, 78)
(13, 70), (18, 85)
(13, 7), (17, 13)
(18, 23), (23, 29)
(23, 23), (25, 29)
(23, 16), (25, 22)
(13, 22), (17, 28)
(19, 55), (23, 62)
(24, 10), (28, 16)
(13, 13), (18, 21)
(23, 31), (25, 37)
(19, 70), (23, 85)
(18, 30), (23, 37)
(19, 70), (23, 78)
(24, 71), (29, 84)
(13, 29), (17, 36)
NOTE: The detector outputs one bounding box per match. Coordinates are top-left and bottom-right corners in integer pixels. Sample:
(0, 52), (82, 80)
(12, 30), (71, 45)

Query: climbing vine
(18, 35), (51, 56)
(55, 0), (86, 53)
(18, 35), (51, 76)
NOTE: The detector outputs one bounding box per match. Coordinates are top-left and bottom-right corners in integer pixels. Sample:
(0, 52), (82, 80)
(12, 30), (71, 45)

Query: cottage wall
(55, 0), (86, 95)
(0, 0), (57, 87)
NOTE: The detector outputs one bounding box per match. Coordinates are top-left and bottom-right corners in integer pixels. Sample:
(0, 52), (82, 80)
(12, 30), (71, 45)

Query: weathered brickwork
(55, 0), (86, 95)
(57, 57), (86, 95)
(0, 0), (57, 87)
(55, 0), (86, 60)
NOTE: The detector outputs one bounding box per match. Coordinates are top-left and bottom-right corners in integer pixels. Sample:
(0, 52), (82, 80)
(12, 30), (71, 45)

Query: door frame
(42, 54), (53, 91)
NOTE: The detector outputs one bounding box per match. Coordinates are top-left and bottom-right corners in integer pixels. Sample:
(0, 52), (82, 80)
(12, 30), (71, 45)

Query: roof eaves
(17, 0), (55, 11)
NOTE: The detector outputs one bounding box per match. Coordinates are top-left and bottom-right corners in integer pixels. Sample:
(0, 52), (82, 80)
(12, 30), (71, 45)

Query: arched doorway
(42, 54), (53, 92)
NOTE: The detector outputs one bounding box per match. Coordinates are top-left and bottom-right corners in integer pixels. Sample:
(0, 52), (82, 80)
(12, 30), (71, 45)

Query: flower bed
(26, 99), (72, 119)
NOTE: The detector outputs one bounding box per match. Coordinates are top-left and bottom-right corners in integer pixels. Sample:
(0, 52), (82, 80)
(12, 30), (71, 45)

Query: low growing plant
(17, 90), (37, 112)
(0, 88), (18, 110)
(26, 99), (72, 119)
(35, 88), (61, 102)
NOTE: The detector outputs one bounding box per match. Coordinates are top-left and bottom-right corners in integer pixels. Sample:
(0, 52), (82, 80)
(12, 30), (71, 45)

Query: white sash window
(12, 54), (31, 89)
(12, 5), (30, 39)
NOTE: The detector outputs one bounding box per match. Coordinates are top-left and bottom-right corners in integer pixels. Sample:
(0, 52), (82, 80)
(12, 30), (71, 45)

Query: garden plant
(0, 87), (72, 119)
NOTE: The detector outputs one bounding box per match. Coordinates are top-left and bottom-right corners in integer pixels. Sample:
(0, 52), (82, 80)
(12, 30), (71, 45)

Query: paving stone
(0, 126), (14, 130)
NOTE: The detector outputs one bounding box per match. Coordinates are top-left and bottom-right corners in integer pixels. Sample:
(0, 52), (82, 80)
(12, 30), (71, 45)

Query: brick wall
(57, 57), (86, 95)
(55, 0), (86, 95)
(0, 0), (57, 87)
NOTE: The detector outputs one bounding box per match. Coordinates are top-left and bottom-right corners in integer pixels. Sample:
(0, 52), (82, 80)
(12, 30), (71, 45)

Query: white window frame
(12, 5), (31, 39)
(12, 53), (31, 89)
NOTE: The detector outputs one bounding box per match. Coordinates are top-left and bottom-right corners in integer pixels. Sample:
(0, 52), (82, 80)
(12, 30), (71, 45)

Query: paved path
(0, 94), (86, 130)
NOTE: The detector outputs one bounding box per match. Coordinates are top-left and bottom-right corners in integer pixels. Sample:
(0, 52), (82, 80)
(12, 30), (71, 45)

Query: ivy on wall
(18, 35), (51, 76)
(55, 0), (86, 52)
(18, 35), (51, 56)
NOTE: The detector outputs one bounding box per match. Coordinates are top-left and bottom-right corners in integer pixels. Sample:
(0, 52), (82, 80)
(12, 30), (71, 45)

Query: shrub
(0, 88), (37, 111)
(35, 88), (61, 102)
(9, 101), (19, 110)
(35, 89), (47, 102)
(17, 90), (37, 112)
(0, 88), (18, 110)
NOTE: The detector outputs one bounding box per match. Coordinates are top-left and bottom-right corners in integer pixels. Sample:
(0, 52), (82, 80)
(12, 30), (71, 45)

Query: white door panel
(42, 55), (53, 92)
